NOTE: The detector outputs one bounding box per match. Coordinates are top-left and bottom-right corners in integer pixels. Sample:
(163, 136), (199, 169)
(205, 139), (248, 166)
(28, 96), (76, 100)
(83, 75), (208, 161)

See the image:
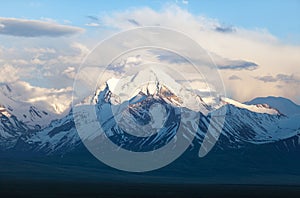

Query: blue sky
(0, 0), (299, 43)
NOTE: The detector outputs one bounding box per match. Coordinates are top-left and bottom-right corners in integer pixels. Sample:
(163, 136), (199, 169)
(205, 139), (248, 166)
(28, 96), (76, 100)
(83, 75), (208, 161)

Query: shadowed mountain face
(1, 82), (300, 184)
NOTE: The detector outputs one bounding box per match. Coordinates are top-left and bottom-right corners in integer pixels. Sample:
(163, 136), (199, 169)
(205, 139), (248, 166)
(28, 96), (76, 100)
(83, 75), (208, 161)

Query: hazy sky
(0, 0), (299, 112)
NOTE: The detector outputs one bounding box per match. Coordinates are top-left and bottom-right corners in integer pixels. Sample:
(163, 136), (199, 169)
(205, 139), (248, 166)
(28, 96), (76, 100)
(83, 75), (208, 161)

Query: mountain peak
(221, 97), (280, 115)
(0, 104), (12, 117)
(245, 96), (300, 116)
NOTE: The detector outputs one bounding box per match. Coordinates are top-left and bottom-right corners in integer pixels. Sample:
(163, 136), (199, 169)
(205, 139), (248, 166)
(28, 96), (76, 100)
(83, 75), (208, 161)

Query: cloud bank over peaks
(0, 4), (299, 107)
(0, 81), (72, 115)
(93, 5), (300, 103)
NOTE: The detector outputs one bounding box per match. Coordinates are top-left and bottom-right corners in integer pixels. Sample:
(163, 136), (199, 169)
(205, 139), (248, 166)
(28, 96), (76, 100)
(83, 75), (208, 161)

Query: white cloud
(40, 17), (57, 23)
(0, 17), (84, 37)
(24, 47), (56, 54)
(0, 5), (299, 109)
(31, 56), (46, 65)
(85, 23), (100, 27)
(62, 66), (76, 79)
(0, 64), (20, 82)
(71, 42), (90, 56)
(6, 81), (73, 114)
(10, 59), (29, 65)
(0, 41), (89, 78)
(100, 5), (300, 104)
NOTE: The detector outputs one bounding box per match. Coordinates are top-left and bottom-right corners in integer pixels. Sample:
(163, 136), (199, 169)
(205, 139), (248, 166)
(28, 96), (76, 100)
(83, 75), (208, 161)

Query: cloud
(62, 66), (76, 79)
(211, 53), (258, 70)
(86, 15), (99, 21)
(0, 17), (84, 37)
(215, 26), (235, 33)
(276, 74), (300, 83)
(217, 60), (258, 70)
(0, 63), (35, 82)
(106, 55), (143, 73)
(5, 81), (73, 114)
(0, 40), (90, 91)
(153, 49), (258, 70)
(255, 74), (300, 83)
(0, 5), (299, 106)
(24, 47), (56, 54)
(85, 15), (100, 27)
(100, 5), (300, 103)
(127, 19), (140, 26)
(255, 75), (277, 83)
(153, 49), (192, 64)
(0, 64), (20, 82)
(85, 22), (100, 27)
(71, 42), (90, 55)
(10, 59), (29, 65)
(229, 75), (242, 80)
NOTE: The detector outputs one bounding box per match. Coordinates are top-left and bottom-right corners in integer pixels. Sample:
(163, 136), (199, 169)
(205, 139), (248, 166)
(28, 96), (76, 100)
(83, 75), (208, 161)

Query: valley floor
(1, 155), (300, 198)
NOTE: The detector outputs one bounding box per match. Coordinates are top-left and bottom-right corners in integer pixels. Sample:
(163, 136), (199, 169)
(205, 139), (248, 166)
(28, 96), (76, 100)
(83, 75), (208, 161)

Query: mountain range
(0, 78), (300, 184)
(1, 80), (299, 150)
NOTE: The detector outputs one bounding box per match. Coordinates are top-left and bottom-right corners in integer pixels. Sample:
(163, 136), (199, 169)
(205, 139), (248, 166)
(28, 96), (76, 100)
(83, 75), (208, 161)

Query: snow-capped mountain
(245, 96), (300, 116)
(221, 97), (280, 115)
(15, 111), (80, 154)
(11, 78), (300, 155)
(0, 104), (32, 149)
(0, 83), (62, 129)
